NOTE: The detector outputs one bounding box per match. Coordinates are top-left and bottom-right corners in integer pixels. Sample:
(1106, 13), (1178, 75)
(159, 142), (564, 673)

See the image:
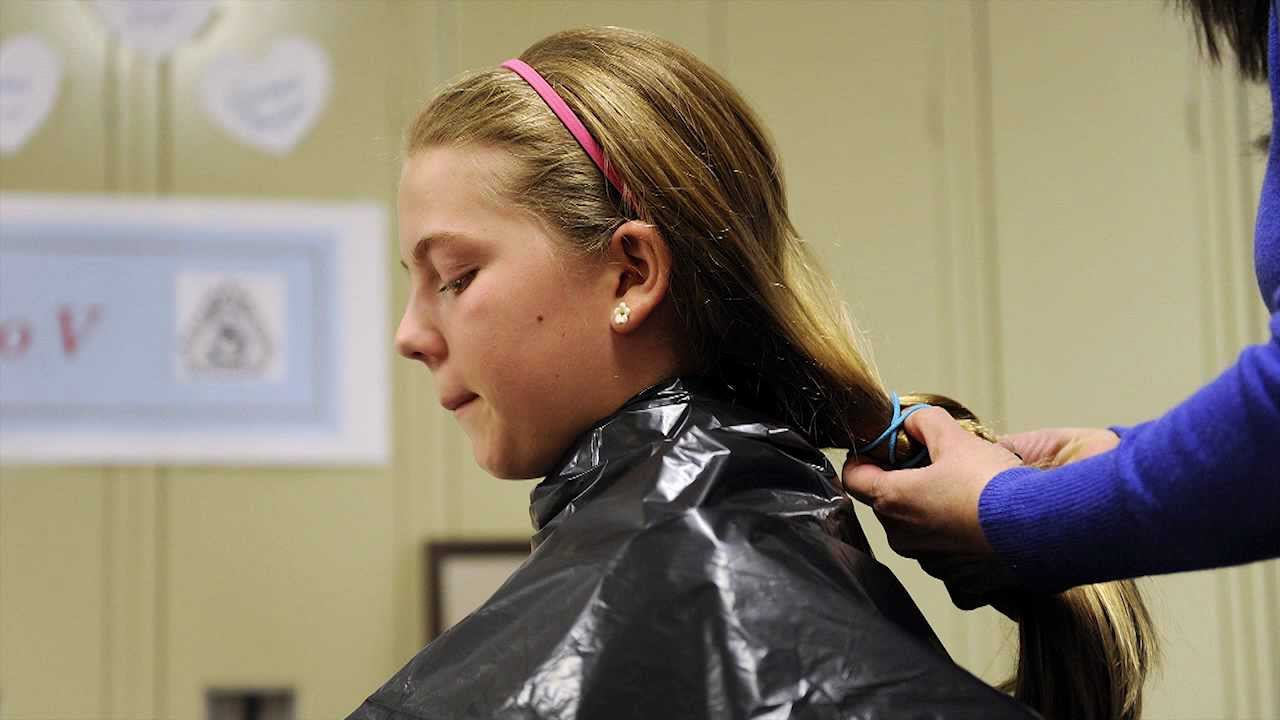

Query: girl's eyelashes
(438, 268), (478, 296)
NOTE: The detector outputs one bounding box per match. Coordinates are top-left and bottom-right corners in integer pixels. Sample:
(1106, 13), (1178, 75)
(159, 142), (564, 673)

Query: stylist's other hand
(841, 406), (1021, 558)
(997, 427), (1119, 467)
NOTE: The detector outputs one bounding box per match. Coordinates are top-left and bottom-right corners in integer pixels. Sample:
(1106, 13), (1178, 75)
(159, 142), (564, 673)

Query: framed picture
(425, 540), (530, 641)
(0, 193), (388, 465)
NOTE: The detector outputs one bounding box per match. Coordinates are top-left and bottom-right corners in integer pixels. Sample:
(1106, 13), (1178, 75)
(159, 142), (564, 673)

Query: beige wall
(1, 1), (1275, 718)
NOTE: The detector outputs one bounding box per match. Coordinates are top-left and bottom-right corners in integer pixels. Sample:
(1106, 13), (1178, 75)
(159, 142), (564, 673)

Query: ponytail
(903, 394), (1158, 720)
(1002, 581), (1156, 720)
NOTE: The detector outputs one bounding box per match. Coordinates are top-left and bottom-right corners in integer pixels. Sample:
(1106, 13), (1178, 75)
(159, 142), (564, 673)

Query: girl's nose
(395, 309), (446, 369)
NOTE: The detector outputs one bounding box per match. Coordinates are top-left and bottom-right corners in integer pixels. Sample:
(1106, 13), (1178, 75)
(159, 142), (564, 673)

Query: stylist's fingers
(900, 406), (972, 459)
(843, 461), (935, 524)
(842, 407), (967, 508)
(842, 456), (933, 507)
(997, 427), (1120, 467)
(874, 509), (938, 557)
(997, 430), (1061, 466)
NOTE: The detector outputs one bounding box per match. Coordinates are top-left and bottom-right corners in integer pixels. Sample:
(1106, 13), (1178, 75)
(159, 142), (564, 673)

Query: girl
(349, 27), (1151, 720)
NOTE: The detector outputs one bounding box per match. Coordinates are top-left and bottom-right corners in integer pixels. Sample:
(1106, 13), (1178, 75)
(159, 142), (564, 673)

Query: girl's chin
(476, 445), (557, 481)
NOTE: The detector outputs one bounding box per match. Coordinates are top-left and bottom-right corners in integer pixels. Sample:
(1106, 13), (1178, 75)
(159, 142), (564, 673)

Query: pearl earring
(612, 301), (632, 326)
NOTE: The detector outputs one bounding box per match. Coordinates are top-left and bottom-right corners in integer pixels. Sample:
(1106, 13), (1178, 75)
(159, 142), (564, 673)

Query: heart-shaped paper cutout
(201, 36), (332, 156)
(0, 34), (63, 155)
(93, 0), (218, 60)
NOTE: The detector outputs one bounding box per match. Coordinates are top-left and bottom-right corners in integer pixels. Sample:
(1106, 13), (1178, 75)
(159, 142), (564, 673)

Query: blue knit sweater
(977, 13), (1280, 593)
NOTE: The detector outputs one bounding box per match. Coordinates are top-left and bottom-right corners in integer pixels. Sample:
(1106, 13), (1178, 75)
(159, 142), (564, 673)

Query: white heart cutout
(201, 37), (332, 156)
(0, 34), (63, 155)
(93, 0), (219, 60)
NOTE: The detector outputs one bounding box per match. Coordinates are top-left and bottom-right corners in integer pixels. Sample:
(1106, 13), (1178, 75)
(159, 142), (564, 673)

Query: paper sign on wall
(202, 36), (332, 156)
(0, 194), (388, 466)
(0, 34), (62, 155)
(93, 0), (220, 59)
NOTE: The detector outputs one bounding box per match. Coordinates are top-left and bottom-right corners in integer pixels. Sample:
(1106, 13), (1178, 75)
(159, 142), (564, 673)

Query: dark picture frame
(424, 539), (530, 641)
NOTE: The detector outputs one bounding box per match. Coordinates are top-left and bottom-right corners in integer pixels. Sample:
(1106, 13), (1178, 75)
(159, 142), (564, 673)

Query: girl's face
(395, 145), (624, 479)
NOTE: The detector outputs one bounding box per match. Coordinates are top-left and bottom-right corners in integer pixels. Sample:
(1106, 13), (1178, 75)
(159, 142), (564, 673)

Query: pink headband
(500, 58), (631, 205)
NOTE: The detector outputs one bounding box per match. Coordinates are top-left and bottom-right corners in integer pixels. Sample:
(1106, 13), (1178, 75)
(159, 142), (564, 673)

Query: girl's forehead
(401, 146), (515, 193)
(399, 147), (520, 223)
(397, 150), (573, 270)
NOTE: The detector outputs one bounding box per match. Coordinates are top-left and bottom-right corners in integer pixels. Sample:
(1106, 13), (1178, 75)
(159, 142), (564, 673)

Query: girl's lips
(441, 392), (479, 412)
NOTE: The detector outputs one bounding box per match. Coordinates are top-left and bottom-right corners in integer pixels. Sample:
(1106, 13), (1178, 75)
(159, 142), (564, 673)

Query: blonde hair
(406, 26), (1156, 720)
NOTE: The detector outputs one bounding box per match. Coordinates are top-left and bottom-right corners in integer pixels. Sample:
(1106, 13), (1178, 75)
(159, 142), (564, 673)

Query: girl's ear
(604, 220), (672, 334)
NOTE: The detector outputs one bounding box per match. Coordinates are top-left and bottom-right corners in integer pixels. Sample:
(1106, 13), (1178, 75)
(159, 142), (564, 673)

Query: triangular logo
(181, 282), (275, 376)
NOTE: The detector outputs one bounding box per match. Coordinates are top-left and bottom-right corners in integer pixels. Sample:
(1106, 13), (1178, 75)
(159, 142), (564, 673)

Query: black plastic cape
(347, 377), (1037, 719)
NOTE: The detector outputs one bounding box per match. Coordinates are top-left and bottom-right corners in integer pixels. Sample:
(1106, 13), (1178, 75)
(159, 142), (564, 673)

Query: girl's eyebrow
(401, 231), (476, 270)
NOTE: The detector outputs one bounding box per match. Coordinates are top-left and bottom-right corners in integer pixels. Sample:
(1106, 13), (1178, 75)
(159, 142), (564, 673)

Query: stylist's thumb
(841, 461), (889, 506)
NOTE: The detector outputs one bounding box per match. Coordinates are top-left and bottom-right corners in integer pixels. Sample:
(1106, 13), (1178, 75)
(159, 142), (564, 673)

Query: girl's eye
(438, 269), (477, 296)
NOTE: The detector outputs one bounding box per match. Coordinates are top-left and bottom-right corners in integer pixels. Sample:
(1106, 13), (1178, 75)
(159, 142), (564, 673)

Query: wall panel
(161, 2), (401, 718)
(385, 0), (452, 669)
(1, 2), (112, 719)
(723, 0), (952, 398)
(0, 470), (108, 719)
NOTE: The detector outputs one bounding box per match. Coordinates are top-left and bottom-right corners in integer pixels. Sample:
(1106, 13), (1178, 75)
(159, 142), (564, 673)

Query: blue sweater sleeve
(978, 306), (1280, 593)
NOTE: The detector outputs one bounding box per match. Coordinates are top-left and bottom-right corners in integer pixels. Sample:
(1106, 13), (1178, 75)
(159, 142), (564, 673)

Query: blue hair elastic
(854, 391), (931, 468)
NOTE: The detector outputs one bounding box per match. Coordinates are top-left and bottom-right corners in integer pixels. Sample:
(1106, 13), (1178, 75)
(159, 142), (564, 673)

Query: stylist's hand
(841, 407), (1021, 558)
